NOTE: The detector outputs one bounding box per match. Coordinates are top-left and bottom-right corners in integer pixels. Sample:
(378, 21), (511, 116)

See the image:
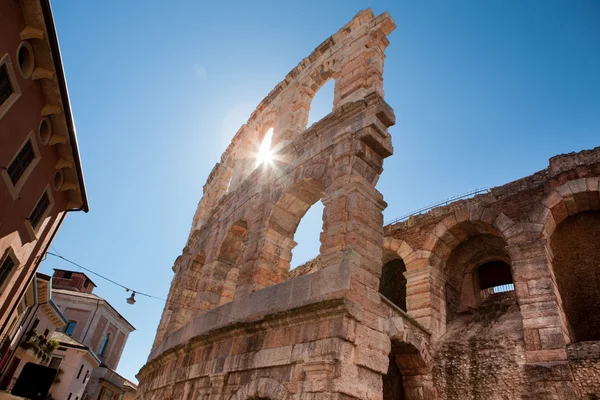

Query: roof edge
(39, 0), (89, 212)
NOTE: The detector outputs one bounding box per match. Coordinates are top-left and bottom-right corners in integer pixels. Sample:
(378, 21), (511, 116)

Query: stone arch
(444, 233), (515, 322)
(383, 237), (415, 264)
(381, 238), (415, 312)
(229, 378), (289, 400)
(214, 219), (249, 304)
(532, 177), (600, 238)
(384, 316), (435, 400)
(233, 173), (328, 298)
(406, 206), (516, 336)
(423, 205), (515, 272)
(533, 178), (600, 342)
(266, 176), (327, 269)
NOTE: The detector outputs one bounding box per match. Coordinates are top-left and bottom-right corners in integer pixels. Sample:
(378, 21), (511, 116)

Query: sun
(256, 128), (274, 166)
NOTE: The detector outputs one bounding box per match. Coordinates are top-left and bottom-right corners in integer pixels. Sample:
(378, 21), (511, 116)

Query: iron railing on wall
(480, 283), (515, 302)
(385, 188), (490, 226)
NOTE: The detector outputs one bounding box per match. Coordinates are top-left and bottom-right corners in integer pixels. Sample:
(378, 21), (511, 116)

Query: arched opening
(550, 210), (600, 342)
(307, 79), (334, 127)
(477, 260), (514, 301)
(379, 259), (407, 312)
(290, 200), (324, 271)
(443, 232), (513, 322)
(217, 220), (248, 303)
(382, 354), (405, 400)
(267, 178), (326, 280)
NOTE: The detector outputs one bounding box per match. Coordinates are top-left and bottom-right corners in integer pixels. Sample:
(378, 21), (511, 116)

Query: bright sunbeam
(256, 128), (274, 166)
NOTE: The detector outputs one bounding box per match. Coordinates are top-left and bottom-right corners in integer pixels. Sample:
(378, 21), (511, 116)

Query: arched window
(65, 320), (77, 336)
(550, 210), (600, 342)
(477, 261), (514, 301)
(307, 79), (335, 127)
(98, 333), (111, 356)
(378, 259), (407, 312)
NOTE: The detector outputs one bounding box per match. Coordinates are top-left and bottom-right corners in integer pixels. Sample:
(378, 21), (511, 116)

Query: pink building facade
(50, 270), (135, 399)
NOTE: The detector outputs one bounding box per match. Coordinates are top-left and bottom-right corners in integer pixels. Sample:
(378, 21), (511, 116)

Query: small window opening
(0, 255), (16, 289)
(0, 64), (13, 106)
(379, 259), (408, 312)
(29, 191), (50, 229)
(290, 201), (324, 270)
(99, 333), (110, 356)
(477, 261), (514, 301)
(49, 356), (62, 370)
(255, 128), (274, 167)
(307, 79), (335, 127)
(83, 279), (90, 289)
(76, 364), (83, 379)
(63, 271), (72, 279)
(7, 140), (35, 185)
(65, 320), (76, 336)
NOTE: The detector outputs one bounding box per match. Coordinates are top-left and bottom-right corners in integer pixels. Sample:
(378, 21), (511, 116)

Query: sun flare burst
(256, 128), (274, 166)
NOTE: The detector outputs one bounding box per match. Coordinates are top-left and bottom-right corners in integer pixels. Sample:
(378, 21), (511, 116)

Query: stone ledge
(147, 260), (354, 362)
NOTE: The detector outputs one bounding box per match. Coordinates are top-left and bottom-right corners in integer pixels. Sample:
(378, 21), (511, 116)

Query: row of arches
(378, 179), (600, 345)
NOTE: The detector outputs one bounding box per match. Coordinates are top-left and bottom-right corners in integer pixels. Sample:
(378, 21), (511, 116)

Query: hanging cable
(45, 252), (239, 321)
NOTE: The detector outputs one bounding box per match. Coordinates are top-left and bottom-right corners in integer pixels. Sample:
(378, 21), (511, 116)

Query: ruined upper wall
(150, 9), (398, 352)
(189, 9), (396, 236)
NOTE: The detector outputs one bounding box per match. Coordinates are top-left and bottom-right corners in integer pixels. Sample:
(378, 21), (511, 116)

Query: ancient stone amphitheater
(136, 9), (600, 400)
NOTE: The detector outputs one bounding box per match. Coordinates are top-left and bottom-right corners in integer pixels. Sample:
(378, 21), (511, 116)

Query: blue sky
(39, 0), (600, 382)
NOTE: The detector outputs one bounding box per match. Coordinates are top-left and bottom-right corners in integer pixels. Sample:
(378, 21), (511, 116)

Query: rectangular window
(63, 271), (72, 279)
(0, 255), (15, 288)
(49, 357), (62, 370)
(0, 64), (13, 106)
(29, 192), (50, 229)
(7, 140), (35, 185)
(67, 394), (72, 400)
(76, 364), (83, 379)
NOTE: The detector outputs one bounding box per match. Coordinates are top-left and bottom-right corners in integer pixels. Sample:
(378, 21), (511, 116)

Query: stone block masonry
(136, 7), (600, 399)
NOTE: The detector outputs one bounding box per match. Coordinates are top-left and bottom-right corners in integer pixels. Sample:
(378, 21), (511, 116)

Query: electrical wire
(45, 251), (239, 321)
(48, 251), (162, 299)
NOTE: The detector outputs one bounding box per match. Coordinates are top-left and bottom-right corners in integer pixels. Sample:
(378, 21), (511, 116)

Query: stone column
(404, 266), (446, 338)
(234, 228), (296, 298)
(508, 238), (570, 363)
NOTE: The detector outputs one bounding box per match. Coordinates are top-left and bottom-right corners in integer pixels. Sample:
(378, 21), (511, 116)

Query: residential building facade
(48, 331), (100, 400)
(0, 273), (66, 392)
(50, 269), (136, 400)
(0, 0), (88, 380)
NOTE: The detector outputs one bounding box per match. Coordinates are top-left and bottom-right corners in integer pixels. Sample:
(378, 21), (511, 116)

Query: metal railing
(480, 283), (515, 301)
(385, 187), (490, 226)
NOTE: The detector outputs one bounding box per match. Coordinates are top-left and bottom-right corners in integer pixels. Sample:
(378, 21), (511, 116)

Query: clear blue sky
(39, 0), (600, 382)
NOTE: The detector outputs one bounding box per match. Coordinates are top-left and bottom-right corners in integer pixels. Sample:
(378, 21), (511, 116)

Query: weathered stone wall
(569, 342), (600, 398)
(137, 4), (600, 398)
